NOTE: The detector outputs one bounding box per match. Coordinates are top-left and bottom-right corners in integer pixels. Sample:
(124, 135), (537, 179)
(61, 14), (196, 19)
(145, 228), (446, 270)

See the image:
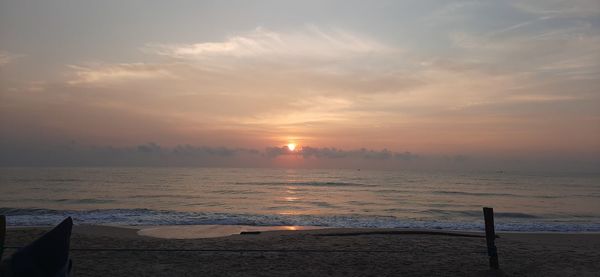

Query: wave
(431, 190), (563, 199)
(426, 209), (539, 219)
(2, 207), (599, 232)
(52, 198), (115, 204)
(4, 178), (83, 183)
(432, 191), (517, 197)
(233, 181), (373, 187)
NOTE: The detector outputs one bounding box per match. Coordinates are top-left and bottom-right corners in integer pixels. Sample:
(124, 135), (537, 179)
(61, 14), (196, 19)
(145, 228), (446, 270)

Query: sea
(1, 167), (599, 232)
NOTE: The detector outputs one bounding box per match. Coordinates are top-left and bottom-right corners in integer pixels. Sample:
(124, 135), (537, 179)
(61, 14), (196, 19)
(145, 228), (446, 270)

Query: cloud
(170, 144), (260, 157)
(64, 27), (413, 96)
(0, 141), (261, 167)
(429, 0), (600, 85)
(512, 0), (600, 18)
(67, 63), (178, 85)
(145, 26), (391, 61)
(264, 146), (418, 161)
(447, 22), (600, 83)
(47, 27), (423, 139)
(0, 141), (417, 167)
(2, 22), (599, 159)
(422, 1), (484, 25)
(0, 50), (24, 67)
(1, 141), (597, 173)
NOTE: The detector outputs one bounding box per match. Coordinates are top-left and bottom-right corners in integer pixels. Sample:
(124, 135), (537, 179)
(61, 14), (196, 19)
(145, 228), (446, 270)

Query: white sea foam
(2, 208), (600, 232)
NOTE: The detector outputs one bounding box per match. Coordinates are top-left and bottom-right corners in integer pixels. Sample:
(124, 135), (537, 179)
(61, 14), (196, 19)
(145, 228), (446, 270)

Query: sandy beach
(3, 225), (599, 276)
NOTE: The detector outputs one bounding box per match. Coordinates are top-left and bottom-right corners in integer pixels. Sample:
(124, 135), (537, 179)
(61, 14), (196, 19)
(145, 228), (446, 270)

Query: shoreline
(4, 225), (600, 276)
(7, 224), (600, 240)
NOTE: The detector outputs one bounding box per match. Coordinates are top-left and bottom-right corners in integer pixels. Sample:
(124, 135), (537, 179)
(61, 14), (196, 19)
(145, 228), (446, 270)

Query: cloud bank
(1, 141), (597, 173)
(0, 141), (418, 168)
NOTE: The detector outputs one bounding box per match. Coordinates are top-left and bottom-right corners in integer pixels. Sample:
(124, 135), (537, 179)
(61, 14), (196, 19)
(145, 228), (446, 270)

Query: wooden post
(483, 207), (499, 269)
(0, 215), (5, 261)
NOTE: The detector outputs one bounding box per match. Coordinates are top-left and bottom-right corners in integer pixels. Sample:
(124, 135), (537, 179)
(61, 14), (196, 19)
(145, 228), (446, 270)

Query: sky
(0, 0), (599, 170)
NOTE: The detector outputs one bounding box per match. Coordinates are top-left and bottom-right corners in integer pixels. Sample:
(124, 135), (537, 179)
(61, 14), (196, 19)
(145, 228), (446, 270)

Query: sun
(287, 143), (297, 151)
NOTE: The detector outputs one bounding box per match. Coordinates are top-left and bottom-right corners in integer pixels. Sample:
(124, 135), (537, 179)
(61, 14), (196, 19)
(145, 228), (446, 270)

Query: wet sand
(3, 226), (600, 276)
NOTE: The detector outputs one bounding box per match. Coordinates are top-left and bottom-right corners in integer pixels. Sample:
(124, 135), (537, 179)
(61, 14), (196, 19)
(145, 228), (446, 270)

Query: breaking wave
(2, 207), (599, 232)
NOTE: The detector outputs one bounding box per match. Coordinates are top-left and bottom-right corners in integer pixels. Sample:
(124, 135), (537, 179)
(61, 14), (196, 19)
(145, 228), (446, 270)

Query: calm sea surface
(1, 167), (599, 231)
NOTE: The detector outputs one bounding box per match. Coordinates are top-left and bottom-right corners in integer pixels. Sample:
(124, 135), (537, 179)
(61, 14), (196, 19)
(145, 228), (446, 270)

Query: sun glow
(287, 143), (297, 151)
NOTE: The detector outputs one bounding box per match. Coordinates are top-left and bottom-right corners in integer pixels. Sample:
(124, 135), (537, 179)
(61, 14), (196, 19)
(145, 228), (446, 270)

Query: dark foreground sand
(3, 226), (600, 276)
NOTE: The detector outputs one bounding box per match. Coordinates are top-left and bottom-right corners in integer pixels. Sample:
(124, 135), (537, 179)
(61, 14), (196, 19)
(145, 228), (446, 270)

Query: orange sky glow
(0, 1), (599, 170)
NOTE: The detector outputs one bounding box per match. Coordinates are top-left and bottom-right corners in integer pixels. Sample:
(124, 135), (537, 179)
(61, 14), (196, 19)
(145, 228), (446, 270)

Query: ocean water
(1, 167), (599, 232)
